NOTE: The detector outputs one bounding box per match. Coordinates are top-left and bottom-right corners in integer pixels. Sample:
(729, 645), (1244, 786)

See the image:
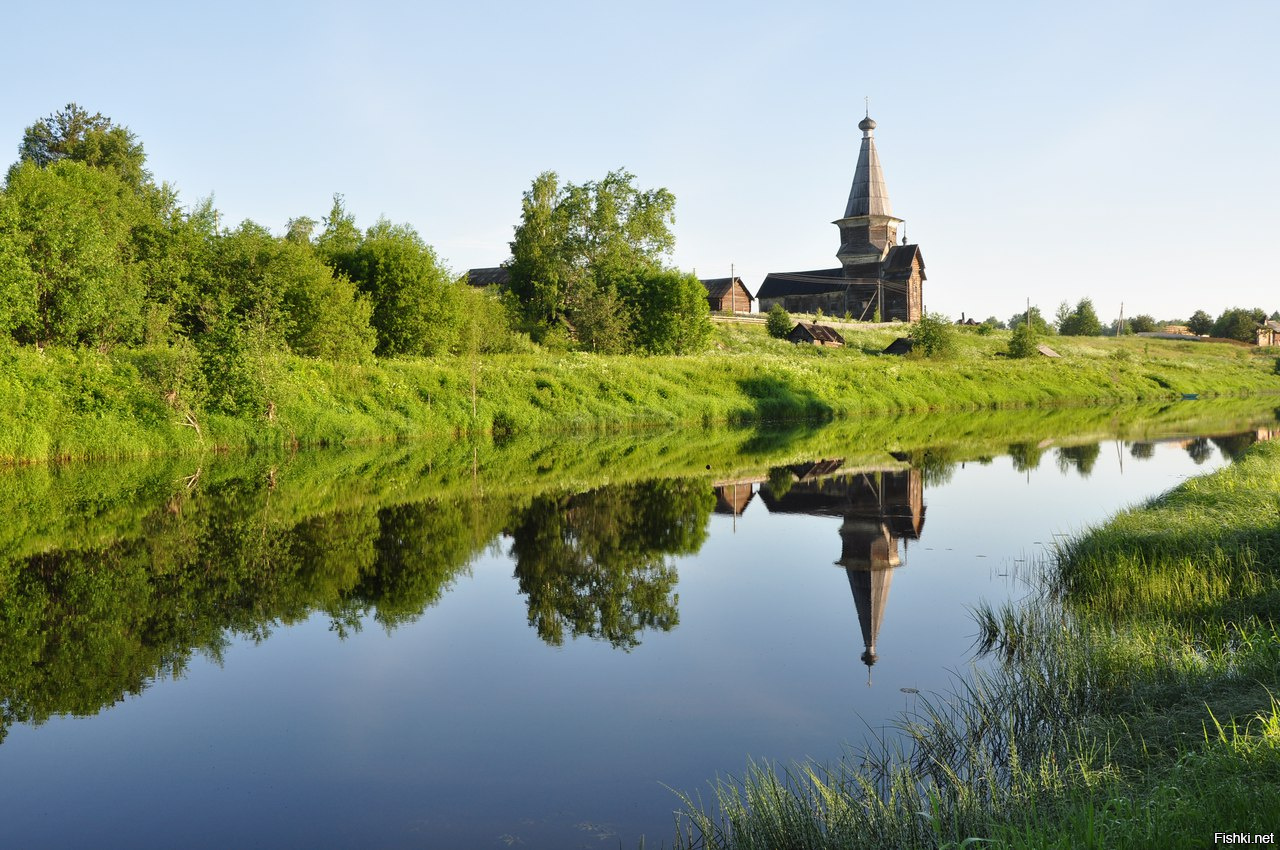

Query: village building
(1257, 320), (1280, 347)
(465, 266), (509, 288)
(699, 276), (754, 313)
(757, 115), (926, 323)
(787, 322), (844, 347)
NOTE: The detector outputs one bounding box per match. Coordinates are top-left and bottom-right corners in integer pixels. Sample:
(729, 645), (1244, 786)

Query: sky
(3, 0), (1277, 323)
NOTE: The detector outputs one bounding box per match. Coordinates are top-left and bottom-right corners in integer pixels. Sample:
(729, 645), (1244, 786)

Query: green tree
(1129, 314), (1157, 333)
(1212, 307), (1265, 343)
(327, 218), (462, 357)
(1009, 306), (1054, 335)
(1058, 298), (1103, 336)
(505, 168), (700, 352)
(908, 311), (956, 357)
(1, 160), (146, 347)
(11, 103), (150, 190)
(766, 303), (792, 338)
(1008, 321), (1038, 358)
(618, 268), (711, 354)
(1187, 309), (1214, 336)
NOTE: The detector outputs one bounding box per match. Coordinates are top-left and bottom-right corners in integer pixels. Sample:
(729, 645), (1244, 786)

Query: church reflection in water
(715, 460), (926, 686)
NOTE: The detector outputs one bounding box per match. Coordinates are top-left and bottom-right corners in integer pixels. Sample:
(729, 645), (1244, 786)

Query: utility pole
(731, 263), (736, 314)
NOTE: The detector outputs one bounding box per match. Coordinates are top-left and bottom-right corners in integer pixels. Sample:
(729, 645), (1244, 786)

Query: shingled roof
(466, 266), (509, 287)
(844, 116), (894, 219)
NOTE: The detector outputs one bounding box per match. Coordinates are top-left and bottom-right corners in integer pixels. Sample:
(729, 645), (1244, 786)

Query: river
(0, 400), (1276, 848)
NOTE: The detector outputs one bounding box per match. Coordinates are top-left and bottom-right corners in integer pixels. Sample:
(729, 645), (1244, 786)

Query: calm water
(1, 404), (1277, 848)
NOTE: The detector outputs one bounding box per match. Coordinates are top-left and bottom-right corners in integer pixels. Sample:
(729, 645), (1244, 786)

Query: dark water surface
(1, 402), (1277, 848)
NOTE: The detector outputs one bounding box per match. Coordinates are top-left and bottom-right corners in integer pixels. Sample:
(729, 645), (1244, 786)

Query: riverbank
(676, 439), (1280, 849)
(2, 322), (1278, 463)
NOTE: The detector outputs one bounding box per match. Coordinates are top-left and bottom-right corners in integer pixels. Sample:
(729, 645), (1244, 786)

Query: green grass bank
(2, 322), (1279, 463)
(676, 439), (1280, 849)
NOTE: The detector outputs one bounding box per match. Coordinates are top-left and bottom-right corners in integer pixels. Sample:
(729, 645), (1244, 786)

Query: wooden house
(700, 276), (754, 313)
(757, 115), (926, 323)
(1257, 320), (1280, 347)
(787, 322), (845, 347)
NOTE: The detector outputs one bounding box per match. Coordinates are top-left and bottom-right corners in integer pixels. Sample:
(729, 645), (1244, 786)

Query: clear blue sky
(4, 0), (1276, 322)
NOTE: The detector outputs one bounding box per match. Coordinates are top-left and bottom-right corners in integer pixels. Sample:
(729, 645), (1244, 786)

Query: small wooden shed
(788, 322), (845, 347)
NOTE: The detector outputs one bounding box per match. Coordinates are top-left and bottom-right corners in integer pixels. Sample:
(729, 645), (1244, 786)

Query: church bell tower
(834, 115), (904, 269)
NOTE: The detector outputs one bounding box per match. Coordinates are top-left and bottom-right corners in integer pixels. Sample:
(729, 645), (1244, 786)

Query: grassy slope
(1, 323), (1278, 463)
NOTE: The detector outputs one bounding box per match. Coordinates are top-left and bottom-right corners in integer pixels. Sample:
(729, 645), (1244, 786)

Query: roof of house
(757, 268), (847, 299)
(883, 337), (914, 355)
(466, 266), (509, 287)
(700, 276), (754, 301)
(758, 244), (924, 299)
(882, 244), (925, 280)
(790, 322), (845, 344)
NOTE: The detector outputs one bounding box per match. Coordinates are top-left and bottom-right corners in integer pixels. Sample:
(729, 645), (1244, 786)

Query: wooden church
(757, 115), (926, 322)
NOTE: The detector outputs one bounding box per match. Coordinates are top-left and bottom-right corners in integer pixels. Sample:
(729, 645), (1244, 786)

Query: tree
(766, 303), (792, 338)
(908, 311), (956, 357)
(618, 268), (711, 354)
(1129, 314), (1157, 333)
(505, 169), (703, 353)
(1, 160), (146, 347)
(1212, 307), (1265, 343)
(1187, 309), (1214, 336)
(1008, 321), (1038, 358)
(11, 103), (150, 190)
(1058, 298), (1102, 336)
(342, 219), (462, 357)
(1009, 306), (1054, 335)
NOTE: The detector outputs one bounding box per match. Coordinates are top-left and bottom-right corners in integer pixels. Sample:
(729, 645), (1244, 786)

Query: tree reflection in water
(508, 480), (712, 650)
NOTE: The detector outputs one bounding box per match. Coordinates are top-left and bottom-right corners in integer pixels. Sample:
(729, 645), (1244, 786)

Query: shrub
(766, 304), (792, 339)
(907, 312), (955, 358)
(1008, 322), (1038, 358)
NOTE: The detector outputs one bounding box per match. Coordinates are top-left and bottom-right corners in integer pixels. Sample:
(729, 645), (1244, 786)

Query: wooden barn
(466, 266), (510, 288)
(788, 322), (845, 347)
(757, 115), (926, 323)
(700, 276), (754, 313)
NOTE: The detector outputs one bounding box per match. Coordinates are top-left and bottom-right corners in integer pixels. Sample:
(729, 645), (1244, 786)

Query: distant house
(700, 276), (754, 313)
(466, 266), (509, 288)
(757, 115), (926, 323)
(1258, 320), (1280, 347)
(787, 322), (845, 347)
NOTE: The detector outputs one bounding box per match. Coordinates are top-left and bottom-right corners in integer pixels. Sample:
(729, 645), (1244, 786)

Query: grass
(1, 323), (1278, 463)
(674, 439), (1280, 849)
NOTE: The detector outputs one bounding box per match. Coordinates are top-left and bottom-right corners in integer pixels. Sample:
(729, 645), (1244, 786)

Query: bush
(907, 312), (955, 358)
(1008, 322), (1038, 358)
(766, 304), (792, 339)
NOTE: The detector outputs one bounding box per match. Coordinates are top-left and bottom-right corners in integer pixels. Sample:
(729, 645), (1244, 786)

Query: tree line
(987, 299), (1276, 342)
(0, 105), (711, 411)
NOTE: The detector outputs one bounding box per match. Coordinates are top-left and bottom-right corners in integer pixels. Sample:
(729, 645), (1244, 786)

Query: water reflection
(3, 410), (1279, 745)
(759, 463), (926, 684)
(508, 480), (711, 650)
